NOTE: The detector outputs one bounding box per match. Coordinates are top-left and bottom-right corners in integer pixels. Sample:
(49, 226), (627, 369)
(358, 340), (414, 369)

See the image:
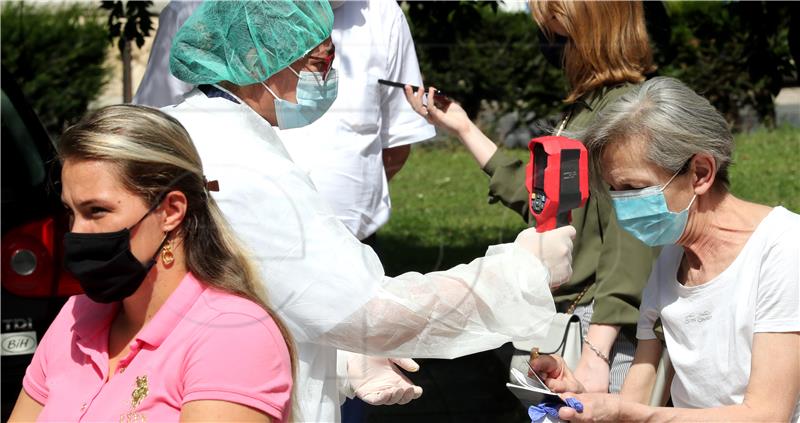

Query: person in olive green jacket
(404, 0), (659, 394)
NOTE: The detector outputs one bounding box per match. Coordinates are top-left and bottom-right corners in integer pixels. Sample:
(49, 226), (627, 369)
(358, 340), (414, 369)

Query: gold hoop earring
(161, 239), (174, 266)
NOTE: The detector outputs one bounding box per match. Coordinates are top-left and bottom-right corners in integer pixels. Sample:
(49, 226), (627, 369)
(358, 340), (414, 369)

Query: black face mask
(538, 30), (569, 69)
(63, 208), (166, 303)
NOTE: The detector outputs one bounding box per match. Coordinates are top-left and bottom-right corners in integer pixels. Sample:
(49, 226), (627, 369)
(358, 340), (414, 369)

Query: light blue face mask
(261, 67), (338, 129)
(610, 169), (697, 247)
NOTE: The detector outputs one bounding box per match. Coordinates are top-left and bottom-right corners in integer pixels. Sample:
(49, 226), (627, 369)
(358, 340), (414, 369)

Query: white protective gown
(164, 89), (556, 422)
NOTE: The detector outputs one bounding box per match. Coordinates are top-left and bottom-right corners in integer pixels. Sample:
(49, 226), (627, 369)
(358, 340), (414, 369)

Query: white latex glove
(347, 353), (423, 405)
(515, 225), (576, 289)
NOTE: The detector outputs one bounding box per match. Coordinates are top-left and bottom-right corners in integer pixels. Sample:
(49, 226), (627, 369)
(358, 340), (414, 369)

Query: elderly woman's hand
(530, 353), (585, 394)
(404, 85), (471, 136)
(557, 393), (621, 422)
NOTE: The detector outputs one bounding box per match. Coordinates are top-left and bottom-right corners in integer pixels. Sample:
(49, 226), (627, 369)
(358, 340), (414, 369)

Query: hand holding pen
(383, 79), (475, 137)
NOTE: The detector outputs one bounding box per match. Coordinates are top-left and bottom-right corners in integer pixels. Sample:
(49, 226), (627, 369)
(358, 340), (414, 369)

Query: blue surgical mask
(261, 67), (338, 129)
(610, 170), (697, 247)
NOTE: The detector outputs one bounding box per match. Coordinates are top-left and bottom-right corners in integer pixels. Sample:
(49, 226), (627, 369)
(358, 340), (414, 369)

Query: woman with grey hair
(529, 77), (800, 421)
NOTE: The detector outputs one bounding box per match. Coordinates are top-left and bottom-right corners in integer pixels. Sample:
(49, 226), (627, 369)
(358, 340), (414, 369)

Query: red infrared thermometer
(525, 136), (589, 232)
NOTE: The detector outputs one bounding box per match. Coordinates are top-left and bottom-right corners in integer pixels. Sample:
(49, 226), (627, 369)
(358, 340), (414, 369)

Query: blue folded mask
(261, 67), (338, 129)
(610, 170), (696, 247)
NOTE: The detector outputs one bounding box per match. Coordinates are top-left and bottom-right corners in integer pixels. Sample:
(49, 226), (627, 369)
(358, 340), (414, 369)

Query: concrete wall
(775, 87), (800, 128)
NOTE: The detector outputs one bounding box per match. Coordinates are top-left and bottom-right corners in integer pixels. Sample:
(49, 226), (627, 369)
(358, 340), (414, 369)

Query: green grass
(378, 145), (528, 275)
(728, 126), (800, 211)
(380, 127), (799, 274)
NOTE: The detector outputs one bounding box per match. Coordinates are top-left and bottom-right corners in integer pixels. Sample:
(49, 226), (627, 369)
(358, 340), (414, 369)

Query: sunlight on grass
(729, 126), (799, 211)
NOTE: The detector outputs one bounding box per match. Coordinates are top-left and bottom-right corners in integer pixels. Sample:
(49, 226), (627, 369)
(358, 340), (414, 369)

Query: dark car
(1, 68), (82, 420)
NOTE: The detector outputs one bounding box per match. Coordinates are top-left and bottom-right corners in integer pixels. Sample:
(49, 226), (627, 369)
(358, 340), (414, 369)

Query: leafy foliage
(100, 1), (153, 53)
(1, 2), (110, 136)
(403, 1), (797, 131)
(659, 1), (798, 130)
(403, 1), (565, 119)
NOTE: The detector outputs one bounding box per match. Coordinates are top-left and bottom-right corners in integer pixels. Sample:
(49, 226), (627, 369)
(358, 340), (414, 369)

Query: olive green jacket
(482, 83), (658, 337)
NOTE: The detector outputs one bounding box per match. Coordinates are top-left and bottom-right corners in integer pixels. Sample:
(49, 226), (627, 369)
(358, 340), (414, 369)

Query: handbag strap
(566, 283), (592, 314)
(554, 110), (573, 137)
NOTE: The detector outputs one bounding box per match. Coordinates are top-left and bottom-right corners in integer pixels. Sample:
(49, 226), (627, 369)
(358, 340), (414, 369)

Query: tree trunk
(122, 38), (132, 103)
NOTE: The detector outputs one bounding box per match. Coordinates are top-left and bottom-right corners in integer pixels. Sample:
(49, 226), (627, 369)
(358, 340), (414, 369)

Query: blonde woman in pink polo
(8, 105), (294, 422)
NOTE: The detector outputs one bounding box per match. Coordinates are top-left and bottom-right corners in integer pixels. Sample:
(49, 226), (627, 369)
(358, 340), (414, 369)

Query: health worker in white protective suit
(164, 1), (575, 422)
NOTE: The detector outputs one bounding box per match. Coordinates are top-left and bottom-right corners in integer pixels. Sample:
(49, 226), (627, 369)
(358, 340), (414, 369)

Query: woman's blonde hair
(58, 104), (297, 420)
(530, 0), (656, 103)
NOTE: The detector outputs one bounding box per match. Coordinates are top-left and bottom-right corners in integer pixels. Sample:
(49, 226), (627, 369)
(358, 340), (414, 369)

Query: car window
(1, 89), (47, 190)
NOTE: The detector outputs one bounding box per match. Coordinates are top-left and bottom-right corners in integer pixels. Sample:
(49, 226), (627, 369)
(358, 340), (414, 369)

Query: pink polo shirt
(23, 272), (292, 422)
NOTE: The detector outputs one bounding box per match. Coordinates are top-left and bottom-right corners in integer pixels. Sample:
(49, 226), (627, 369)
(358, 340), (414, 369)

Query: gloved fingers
(359, 389), (391, 406)
(389, 357), (420, 372)
(547, 260), (572, 289)
(361, 388), (403, 405)
(543, 226), (576, 261)
(397, 385), (423, 405)
(388, 387), (407, 405)
(551, 224), (577, 240)
(362, 385), (422, 406)
(514, 227), (544, 260)
(396, 388), (415, 405)
(564, 235), (575, 257)
(515, 226), (574, 263)
(550, 229), (575, 258)
(514, 227), (540, 244)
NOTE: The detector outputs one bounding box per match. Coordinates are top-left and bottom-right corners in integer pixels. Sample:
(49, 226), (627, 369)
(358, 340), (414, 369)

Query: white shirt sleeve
(378, 4), (436, 149)
(132, 1), (200, 107)
(211, 157), (555, 360)
(754, 227), (800, 333)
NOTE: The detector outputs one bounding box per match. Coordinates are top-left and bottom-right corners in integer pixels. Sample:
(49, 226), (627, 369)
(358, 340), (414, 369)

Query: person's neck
(116, 257), (188, 332)
(219, 81), (278, 126)
(677, 189), (771, 285)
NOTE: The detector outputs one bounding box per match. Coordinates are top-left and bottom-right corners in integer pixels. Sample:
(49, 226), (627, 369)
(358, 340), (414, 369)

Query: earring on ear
(161, 238), (175, 266)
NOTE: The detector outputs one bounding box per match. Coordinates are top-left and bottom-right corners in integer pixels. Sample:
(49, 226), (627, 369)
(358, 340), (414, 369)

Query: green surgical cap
(170, 0), (333, 86)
